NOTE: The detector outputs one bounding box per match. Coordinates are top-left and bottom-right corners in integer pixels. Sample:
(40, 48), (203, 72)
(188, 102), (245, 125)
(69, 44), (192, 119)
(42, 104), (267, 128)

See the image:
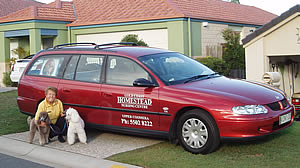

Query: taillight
(11, 64), (15, 71)
(292, 98), (300, 105)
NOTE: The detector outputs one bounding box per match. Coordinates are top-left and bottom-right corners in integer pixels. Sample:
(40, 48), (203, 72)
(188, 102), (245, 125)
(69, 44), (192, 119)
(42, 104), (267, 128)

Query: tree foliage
(11, 46), (30, 59)
(120, 34), (148, 46)
(222, 28), (245, 70)
(230, 0), (240, 4)
(196, 56), (229, 76)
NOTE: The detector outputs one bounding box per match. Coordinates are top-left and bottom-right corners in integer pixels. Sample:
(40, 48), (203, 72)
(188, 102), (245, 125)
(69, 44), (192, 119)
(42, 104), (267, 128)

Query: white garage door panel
(76, 29), (168, 49)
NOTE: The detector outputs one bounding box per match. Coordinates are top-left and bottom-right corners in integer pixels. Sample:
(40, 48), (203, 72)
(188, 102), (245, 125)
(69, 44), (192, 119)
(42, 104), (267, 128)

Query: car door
(100, 55), (160, 130)
(21, 54), (68, 114)
(58, 54), (105, 124)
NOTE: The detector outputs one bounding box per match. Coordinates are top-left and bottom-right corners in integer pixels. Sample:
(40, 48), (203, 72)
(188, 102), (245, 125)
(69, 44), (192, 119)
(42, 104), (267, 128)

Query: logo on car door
(117, 94), (152, 109)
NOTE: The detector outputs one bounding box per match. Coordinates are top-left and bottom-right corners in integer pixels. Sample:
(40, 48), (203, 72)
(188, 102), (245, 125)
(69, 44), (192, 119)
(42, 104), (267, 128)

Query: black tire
(177, 109), (220, 154)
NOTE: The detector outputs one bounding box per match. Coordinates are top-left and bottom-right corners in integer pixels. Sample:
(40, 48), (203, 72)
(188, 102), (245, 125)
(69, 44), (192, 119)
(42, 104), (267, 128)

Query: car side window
(27, 56), (65, 77)
(74, 55), (104, 83)
(106, 56), (151, 86)
(63, 55), (79, 80)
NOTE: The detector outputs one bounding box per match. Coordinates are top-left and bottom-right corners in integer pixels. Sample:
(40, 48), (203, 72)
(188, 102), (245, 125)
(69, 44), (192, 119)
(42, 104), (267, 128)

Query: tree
(11, 46), (30, 59)
(9, 46), (30, 68)
(222, 28), (245, 70)
(231, 0), (240, 4)
(120, 34), (148, 46)
(224, 0), (240, 4)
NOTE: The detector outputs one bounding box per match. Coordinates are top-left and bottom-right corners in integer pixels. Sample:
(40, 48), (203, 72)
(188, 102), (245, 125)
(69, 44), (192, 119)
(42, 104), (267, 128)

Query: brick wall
(201, 23), (228, 58)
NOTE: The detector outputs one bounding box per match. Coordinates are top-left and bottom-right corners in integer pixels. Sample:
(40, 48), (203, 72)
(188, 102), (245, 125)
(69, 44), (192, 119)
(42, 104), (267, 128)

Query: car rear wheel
(177, 109), (220, 154)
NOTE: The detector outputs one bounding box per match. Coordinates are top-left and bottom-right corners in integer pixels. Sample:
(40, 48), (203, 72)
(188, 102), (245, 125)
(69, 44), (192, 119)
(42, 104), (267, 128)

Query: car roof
(44, 44), (170, 58)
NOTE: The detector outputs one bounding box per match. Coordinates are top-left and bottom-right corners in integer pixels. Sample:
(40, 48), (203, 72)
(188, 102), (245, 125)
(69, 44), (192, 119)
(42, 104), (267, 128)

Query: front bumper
(218, 106), (294, 138)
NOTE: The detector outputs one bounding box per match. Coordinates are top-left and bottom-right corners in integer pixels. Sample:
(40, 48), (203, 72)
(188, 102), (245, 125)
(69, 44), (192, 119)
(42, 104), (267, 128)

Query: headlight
(232, 105), (268, 115)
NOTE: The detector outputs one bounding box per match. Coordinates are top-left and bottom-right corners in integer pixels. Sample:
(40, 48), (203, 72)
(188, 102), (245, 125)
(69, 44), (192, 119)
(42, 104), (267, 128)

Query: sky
(35, 0), (300, 16)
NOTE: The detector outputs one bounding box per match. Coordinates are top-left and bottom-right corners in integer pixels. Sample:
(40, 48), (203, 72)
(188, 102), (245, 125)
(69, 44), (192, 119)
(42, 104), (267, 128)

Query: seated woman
(35, 86), (67, 142)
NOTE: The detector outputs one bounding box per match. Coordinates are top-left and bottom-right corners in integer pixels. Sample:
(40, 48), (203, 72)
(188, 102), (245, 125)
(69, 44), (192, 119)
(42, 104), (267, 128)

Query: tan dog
(28, 112), (51, 146)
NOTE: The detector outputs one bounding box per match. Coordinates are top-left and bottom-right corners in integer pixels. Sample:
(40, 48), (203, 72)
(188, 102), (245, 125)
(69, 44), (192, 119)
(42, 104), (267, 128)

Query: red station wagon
(18, 43), (295, 154)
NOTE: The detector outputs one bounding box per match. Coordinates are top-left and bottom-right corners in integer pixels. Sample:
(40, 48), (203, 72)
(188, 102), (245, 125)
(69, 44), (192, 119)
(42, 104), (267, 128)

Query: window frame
(25, 54), (70, 79)
(62, 54), (106, 84)
(104, 55), (158, 87)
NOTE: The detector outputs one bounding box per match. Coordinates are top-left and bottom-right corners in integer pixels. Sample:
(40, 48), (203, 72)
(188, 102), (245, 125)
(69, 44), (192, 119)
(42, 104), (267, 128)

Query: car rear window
(27, 56), (65, 77)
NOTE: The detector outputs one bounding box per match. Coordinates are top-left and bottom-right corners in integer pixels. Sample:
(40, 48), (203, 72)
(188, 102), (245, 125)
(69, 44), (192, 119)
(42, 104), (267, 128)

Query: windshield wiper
(184, 73), (219, 83)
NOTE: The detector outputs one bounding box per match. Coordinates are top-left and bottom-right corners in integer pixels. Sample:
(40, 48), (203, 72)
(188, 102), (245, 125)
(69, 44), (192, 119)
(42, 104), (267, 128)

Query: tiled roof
(0, 0), (43, 17)
(68, 0), (277, 27)
(0, 1), (75, 23)
(0, 0), (276, 26)
(69, 0), (184, 26)
(170, 0), (277, 26)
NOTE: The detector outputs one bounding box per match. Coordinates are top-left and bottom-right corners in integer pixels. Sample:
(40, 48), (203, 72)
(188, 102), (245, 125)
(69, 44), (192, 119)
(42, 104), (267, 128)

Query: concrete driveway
(4, 128), (162, 159)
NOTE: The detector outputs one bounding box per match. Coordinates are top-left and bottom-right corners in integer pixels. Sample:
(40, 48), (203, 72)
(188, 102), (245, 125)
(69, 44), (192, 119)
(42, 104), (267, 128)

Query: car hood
(173, 76), (285, 105)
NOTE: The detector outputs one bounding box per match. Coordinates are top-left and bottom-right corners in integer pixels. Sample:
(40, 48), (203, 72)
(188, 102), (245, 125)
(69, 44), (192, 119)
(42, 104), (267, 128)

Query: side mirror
(133, 78), (156, 87)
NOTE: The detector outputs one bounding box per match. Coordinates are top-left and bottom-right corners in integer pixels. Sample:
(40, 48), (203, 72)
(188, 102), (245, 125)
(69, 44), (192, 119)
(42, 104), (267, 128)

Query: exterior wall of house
(264, 17), (300, 56)
(245, 38), (265, 82)
(70, 20), (202, 57)
(167, 20), (189, 55)
(0, 62), (9, 87)
(53, 30), (68, 46)
(245, 15), (300, 97)
(201, 23), (227, 58)
(10, 39), (18, 59)
(0, 21), (68, 86)
(29, 29), (41, 54)
(190, 21), (202, 56)
(0, 31), (10, 87)
(76, 29), (169, 49)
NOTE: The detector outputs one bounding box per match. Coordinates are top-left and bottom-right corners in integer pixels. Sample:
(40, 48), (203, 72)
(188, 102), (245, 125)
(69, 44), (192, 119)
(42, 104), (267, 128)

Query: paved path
(0, 87), (17, 93)
(0, 136), (143, 168)
(4, 128), (162, 159)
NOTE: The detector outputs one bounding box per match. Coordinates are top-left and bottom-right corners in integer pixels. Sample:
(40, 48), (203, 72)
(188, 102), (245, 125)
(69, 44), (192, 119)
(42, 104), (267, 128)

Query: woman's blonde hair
(45, 86), (58, 95)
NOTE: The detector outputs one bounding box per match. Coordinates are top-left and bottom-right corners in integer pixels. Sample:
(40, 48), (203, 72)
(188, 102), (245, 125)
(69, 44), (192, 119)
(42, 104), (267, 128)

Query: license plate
(279, 112), (291, 125)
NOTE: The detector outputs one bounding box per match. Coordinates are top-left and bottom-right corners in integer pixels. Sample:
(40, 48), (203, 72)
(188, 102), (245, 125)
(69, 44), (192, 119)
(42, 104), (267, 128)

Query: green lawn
(0, 90), (28, 135)
(1, 90), (300, 168)
(108, 121), (300, 168)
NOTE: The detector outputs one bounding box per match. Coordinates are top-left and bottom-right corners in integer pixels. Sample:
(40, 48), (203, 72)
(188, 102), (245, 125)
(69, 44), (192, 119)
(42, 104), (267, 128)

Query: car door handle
(63, 88), (71, 93)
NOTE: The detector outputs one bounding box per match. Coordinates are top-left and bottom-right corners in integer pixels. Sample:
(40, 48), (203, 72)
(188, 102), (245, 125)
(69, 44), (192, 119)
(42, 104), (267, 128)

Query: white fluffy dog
(65, 107), (87, 145)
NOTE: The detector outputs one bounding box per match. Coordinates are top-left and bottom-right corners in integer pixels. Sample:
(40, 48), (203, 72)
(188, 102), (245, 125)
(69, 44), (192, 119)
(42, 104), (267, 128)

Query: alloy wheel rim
(182, 118), (208, 149)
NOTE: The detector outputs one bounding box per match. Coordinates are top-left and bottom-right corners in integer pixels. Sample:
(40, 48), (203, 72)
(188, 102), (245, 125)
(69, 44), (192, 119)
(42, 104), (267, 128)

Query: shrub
(222, 28), (245, 70)
(121, 34), (148, 46)
(195, 56), (229, 76)
(2, 71), (16, 87)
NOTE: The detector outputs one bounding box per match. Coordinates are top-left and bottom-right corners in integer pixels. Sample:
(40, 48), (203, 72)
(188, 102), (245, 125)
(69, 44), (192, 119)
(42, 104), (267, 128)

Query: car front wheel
(177, 109), (220, 154)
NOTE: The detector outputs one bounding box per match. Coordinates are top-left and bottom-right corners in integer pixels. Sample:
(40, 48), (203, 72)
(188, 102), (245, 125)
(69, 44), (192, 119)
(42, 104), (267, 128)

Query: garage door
(76, 29), (168, 50)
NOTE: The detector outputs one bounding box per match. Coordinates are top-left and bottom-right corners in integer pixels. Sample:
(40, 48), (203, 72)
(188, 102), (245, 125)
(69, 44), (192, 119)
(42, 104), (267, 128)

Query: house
(243, 5), (300, 97)
(0, 0), (43, 17)
(0, 0), (276, 86)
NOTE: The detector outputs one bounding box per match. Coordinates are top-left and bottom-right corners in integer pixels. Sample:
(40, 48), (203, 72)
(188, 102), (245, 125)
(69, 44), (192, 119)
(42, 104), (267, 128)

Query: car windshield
(138, 52), (218, 85)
